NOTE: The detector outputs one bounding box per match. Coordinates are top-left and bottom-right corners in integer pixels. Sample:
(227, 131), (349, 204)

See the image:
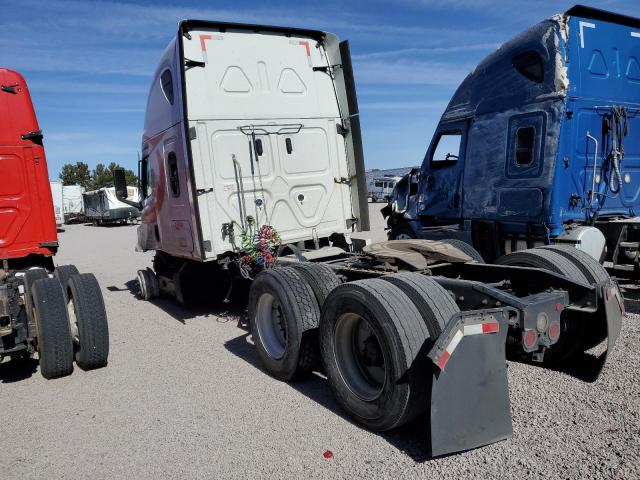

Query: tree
(58, 162), (138, 190)
(59, 162), (91, 188)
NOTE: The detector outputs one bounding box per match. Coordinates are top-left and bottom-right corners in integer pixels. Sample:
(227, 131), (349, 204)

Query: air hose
(606, 106), (628, 195)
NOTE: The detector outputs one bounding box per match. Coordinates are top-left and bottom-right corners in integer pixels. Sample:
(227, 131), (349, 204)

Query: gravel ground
(1, 203), (638, 479)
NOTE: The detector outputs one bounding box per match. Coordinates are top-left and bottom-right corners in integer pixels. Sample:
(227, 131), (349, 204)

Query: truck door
(419, 122), (467, 220)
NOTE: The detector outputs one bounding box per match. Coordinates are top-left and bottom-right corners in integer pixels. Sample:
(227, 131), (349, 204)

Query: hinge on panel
(334, 176), (355, 185)
(336, 123), (349, 136)
(313, 64), (342, 75)
(189, 127), (197, 140)
(203, 240), (212, 252)
(196, 188), (213, 195)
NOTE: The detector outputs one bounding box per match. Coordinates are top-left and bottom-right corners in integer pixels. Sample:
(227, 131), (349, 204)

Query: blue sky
(1, 0), (636, 179)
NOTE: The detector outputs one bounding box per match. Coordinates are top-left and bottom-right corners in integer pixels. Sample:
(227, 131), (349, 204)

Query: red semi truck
(0, 68), (109, 378)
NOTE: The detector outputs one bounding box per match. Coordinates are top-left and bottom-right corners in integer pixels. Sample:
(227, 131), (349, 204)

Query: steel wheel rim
(255, 292), (287, 360)
(334, 313), (386, 402)
(67, 298), (80, 345)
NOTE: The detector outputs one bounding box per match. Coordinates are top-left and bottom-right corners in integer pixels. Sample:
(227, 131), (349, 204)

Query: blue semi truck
(384, 5), (640, 272)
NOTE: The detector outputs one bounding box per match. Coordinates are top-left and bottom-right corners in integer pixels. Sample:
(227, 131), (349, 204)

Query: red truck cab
(0, 68), (57, 265)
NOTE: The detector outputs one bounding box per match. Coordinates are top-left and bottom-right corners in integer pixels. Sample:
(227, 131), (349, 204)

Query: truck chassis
(134, 239), (622, 457)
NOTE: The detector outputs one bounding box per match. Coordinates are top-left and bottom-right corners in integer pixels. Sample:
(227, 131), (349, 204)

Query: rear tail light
(548, 321), (561, 342)
(522, 329), (537, 350)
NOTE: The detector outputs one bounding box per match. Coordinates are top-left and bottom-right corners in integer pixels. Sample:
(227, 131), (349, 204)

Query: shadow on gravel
(0, 358), (38, 383)
(106, 279), (246, 324)
(506, 351), (604, 383)
(224, 332), (435, 462)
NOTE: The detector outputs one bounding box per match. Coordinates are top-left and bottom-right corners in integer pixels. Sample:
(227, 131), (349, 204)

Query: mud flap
(591, 283), (624, 378)
(427, 309), (512, 457)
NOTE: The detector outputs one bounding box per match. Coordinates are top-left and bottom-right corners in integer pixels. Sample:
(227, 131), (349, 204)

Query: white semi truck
(114, 19), (623, 457)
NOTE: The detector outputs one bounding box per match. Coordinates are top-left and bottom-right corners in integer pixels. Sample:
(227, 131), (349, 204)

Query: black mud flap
(591, 283), (624, 379)
(427, 309), (513, 457)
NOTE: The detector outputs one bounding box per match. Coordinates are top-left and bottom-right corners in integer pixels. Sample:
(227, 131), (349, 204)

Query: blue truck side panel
(401, 6), (640, 250)
(551, 14), (640, 232)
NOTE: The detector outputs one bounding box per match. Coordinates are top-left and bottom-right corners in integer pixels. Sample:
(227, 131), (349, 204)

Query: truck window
(515, 126), (535, 166)
(160, 69), (174, 105)
(375, 181), (383, 187)
(512, 51), (543, 83)
(432, 131), (462, 164)
(167, 152), (180, 197)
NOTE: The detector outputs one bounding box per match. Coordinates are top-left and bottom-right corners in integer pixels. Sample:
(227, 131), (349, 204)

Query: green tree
(59, 161), (91, 188)
(90, 162), (138, 190)
(58, 162), (138, 190)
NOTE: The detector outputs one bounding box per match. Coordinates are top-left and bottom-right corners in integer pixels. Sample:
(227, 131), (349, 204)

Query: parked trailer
(384, 6), (640, 276)
(113, 19), (622, 457)
(62, 184), (85, 223)
(0, 68), (109, 378)
(49, 180), (64, 227)
(83, 186), (140, 225)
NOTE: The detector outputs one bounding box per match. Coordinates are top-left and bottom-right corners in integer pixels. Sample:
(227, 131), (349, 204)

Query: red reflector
(436, 351), (451, 370)
(323, 450), (333, 459)
(523, 329), (537, 349)
(548, 322), (560, 342)
(555, 303), (563, 312)
(482, 322), (499, 334)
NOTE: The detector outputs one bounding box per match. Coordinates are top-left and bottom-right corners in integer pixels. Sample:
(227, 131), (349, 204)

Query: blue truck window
(160, 69), (174, 105)
(512, 50), (544, 83)
(432, 131), (462, 163)
(515, 126), (535, 166)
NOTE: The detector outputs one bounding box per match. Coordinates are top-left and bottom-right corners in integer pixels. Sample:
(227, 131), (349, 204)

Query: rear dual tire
(30, 278), (74, 379)
(66, 274), (109, 370)
(249, 268), (320, 381)
(320, 275), (459, 431)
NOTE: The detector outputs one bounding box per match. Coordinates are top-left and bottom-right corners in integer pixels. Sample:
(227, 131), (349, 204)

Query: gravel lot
(1, 203), (638, 479)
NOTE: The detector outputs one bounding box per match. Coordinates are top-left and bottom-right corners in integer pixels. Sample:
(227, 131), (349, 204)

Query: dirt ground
(0, 203), (638, 479)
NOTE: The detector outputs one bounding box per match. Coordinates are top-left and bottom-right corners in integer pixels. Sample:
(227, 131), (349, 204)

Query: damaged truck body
(385, 6), (640, 274)
(115, 13), (623, 457)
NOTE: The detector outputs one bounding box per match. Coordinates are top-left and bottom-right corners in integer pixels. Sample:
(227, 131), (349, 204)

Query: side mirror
(113, 168), (128, 200)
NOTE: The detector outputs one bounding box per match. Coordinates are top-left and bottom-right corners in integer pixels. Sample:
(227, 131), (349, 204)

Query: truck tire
(438, 239), (485, 263)
(67, 273), (109, 370)
(381, 272), (459, 338)
(320, 279), (432, 431)
(137, 269), (159, 300)
(248, 268), (320, 381)
(23, 268), (49, 336)
(537, 245), (610, 284)
(287, 263), (343, 306)
(538, 245), (614, 351)
(53, 264), (79, 301)
(389, 222), (416, 240)
(495, 249), (589, 284)
(31, 278), (74, 379)
(495, 249), (589, 361)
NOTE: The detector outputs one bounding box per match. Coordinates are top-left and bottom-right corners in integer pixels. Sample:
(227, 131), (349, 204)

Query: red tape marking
(298, 40), (310, 56)
(200, 34), (212, 51)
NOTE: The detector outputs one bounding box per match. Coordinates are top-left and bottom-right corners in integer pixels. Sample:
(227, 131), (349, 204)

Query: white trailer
(83, 187), (140, 225)
(49, 180), (64, 227)
(62, 184), (85, 223)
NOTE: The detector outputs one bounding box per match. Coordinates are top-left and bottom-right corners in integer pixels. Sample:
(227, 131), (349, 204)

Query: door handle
(285, 138), (293, 154)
